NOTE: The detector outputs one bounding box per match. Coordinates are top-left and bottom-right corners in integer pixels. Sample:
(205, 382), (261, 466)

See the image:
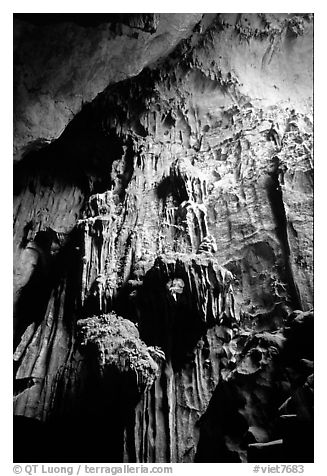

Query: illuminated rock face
(14, 13), (202, 161)
(13, 13), (313, 463)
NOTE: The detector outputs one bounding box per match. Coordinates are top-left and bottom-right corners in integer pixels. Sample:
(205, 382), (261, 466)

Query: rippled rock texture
(13, 13), (313, 463)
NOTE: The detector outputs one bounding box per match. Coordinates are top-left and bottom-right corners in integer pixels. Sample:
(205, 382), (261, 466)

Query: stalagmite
(13, 13), (313, 463)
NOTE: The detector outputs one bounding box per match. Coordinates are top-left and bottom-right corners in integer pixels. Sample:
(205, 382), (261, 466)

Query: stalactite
(13, 13), (313, 464)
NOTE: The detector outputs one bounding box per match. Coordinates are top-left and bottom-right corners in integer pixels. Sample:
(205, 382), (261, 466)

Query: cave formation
(13, 13), (313, 463)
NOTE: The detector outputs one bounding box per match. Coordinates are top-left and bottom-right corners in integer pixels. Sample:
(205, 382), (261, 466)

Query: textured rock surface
(77, 312), (165, 390)
(196, 310), (313, 462)
(14, 13), (202, 161)
(13, 13), (313, 463)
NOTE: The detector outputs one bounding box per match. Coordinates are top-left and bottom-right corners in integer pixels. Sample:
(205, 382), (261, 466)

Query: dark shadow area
(155, 172), (189, 205)
(283, 310), (314, 368)
(113, 136), (136, 200)
(118, 258), (208, 371)
(13, 226), (83, 352)
(14, 365), (141, 463)
(195, 373), (313, 463)
(195, 311), (314, 463)
(14, 46), (159, 196)
(265, 167), (302, 310)
(195, 379), (248, 462)
(13, 377), (36, 397)
(14, 13), (158, 33)
(14, 123), (124, 198)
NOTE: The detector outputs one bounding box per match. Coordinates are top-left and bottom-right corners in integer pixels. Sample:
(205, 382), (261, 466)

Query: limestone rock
(14, 13), (202, 161)
(77, 312), (164, 390)
(13, 13), (313, 463)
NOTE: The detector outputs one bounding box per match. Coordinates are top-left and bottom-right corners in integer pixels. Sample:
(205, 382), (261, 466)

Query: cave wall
(13, 13), (313, 463)
(14, 13), (202, 161)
